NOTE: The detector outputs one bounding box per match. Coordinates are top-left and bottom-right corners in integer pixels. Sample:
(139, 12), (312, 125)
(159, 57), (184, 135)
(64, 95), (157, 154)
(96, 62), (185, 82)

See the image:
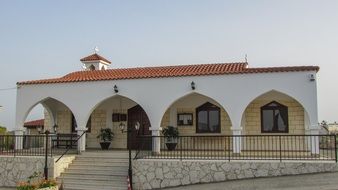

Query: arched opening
(159, 93), (232, 152)
(241, 90), (308, 135)
(84, 95), (151, 149)
(23, 97), (78, 151)
(160, 92), (232, 135)
(89, 64), (95, 71)
(240, 90), (310, 152)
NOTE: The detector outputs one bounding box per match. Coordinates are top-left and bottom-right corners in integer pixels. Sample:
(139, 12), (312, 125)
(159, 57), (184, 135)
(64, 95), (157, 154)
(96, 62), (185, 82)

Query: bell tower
(80, 48), (111, 71)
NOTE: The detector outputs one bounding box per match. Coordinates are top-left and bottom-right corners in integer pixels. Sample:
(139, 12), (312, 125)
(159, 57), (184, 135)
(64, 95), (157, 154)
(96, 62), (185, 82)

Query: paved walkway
(165, 172), (338, 190)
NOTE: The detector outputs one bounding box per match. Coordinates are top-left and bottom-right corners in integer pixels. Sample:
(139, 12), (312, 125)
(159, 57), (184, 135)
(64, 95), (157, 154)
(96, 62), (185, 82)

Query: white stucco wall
(15, 71), (319, 134)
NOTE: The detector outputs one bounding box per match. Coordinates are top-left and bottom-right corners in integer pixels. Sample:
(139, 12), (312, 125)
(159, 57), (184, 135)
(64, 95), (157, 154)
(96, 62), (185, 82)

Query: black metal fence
(0, 134), (79, 157)
(134, 135), (337, 162)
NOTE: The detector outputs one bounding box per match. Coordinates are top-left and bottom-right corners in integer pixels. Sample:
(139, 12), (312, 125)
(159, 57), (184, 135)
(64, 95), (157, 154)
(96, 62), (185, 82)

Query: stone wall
(44, 109), (73, 134)
(161, 108), (232, 136)
(0, 156), (51, 187)
(161, 107), (232, 150)
(55, 110), (72, 134)
(0, 155), (75, 187)
(44, 109), (52, 131)
(110, 109), (128, 149)
(86, 109), (106, 148)
(243, 99), (306, 151)
(52, 155), (76, 179)
(86, 108), (128, 149)
(132, 160), (337, 190)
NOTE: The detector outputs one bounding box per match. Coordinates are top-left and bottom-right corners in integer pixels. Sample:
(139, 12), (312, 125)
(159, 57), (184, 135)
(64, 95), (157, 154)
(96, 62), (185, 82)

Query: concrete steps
(57, 178), (127, 186)
(74, 158), (129, 163)
(59, 173), (125, 181)
(57, 150), (130, 190)
(70, 164), (128, 170)
(63, 169), (128, 176)
(59, 183), (126, 190)
(71, 162), (129, 167)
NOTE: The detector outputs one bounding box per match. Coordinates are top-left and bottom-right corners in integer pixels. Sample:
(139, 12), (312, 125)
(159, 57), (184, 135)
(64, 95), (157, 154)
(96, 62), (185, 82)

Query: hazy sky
(0, 1), (338, 130)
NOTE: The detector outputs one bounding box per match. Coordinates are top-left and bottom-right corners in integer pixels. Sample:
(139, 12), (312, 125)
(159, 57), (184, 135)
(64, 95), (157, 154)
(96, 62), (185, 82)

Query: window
(112, 113), (127, 122)
(89, 65), (95, 71)
(196, 102), (220, 133)
(260, 101), (288, 133)
(177, 113), (193, 126)
(71, 114), (91, 133)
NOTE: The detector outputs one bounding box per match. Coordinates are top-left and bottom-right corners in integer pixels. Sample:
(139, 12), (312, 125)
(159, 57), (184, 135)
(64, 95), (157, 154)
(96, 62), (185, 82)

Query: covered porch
(13, 89), (328, 159)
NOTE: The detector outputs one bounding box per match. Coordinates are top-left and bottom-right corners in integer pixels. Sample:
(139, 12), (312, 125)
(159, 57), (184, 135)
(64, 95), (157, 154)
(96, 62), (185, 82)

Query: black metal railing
(0, 133), (80, 157)
(55, 131), (85, 163)
(134, 135), (337, 162)
(0, 134), (47, 156)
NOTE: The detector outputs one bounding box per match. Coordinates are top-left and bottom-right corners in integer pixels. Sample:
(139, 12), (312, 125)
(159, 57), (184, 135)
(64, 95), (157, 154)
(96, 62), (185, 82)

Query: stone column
(76, 128), (87, 152)
(150, 128), (162, 155)
(14, 129), (24, 150)
(231, 127), (242, 154)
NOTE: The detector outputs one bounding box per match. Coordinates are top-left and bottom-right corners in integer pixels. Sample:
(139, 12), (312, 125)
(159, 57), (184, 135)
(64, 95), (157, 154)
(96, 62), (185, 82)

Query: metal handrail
(55, 131), (86, 163)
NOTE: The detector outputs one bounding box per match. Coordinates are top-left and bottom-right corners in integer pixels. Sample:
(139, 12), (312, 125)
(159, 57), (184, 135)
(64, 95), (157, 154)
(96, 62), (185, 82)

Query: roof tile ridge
(245, 65), (319, 70)
(109, 62), (248, 70)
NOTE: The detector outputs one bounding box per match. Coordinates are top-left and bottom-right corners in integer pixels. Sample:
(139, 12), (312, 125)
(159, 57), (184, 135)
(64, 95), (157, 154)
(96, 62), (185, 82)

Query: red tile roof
(80, 53), (111, 64)
(24, 119), (44, 127)
(17, 63), (319, 85)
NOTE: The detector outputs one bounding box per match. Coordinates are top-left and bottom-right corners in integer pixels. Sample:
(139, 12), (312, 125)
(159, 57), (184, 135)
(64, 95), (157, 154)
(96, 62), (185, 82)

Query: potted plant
(162, 126), (179, 151)
(97, 128), (114, 150)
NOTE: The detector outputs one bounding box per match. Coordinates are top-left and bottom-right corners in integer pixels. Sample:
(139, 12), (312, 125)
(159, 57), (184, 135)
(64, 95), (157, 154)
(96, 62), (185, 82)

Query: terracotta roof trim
(24, 119), (44, 127)
(17, 63), (319, 85)
(80, 53), (111, 64)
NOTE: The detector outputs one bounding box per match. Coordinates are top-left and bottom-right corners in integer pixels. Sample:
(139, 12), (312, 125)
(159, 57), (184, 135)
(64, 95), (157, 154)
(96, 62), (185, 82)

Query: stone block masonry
(0, 155), (75, 187)
(132, 160), (338, 190)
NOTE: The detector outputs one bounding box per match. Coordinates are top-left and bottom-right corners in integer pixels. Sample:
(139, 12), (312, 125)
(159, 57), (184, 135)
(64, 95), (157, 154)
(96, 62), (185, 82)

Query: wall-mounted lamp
(135, 121), (140, 131)
(309, 74), (316, 82)
(119, 122), (126, 131)
(191, 81), (196, 90)
(37, 125), (43, 133)
(53, 124), (58, 133)
(119, 121), (140, 133)
(114, 85), (119, 93)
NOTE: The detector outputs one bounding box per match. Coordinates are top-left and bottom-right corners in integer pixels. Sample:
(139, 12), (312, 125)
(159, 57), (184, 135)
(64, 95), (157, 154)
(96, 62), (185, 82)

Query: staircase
(57, 151), (130, 190)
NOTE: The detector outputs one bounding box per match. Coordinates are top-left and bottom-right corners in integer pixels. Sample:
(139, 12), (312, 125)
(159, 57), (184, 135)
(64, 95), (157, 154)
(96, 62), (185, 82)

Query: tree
(320, 120), (330, 134)
(0, 126), (6, 134)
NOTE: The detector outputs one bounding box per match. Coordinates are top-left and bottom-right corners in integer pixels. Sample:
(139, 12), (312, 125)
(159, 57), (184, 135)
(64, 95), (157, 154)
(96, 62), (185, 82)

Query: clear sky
(0, 0), (337, 130)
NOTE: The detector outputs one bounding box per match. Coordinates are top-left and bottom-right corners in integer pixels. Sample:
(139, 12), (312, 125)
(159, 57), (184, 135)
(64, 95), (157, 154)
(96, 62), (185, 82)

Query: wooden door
(127, 105), (151, 150)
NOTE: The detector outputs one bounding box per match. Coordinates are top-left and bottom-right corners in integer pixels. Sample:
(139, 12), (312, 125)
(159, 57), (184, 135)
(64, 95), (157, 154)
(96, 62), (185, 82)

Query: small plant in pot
(162, 126), (179, 151)
(97, 128), (114, 150)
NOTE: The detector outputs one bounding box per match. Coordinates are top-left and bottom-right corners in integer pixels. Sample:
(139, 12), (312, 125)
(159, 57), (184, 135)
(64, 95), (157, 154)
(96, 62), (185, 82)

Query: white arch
(17, 96), (78, 131)
(41, 102), (55, 128)
(240, 89), (312, 131)
(82, 94), (152, 129)
(161, 91), (233, 122)
(160, 91), (234, 127)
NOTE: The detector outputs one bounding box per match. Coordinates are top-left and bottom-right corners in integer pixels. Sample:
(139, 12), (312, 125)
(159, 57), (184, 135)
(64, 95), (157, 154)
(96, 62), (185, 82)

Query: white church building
(14, 53), (321, 154)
